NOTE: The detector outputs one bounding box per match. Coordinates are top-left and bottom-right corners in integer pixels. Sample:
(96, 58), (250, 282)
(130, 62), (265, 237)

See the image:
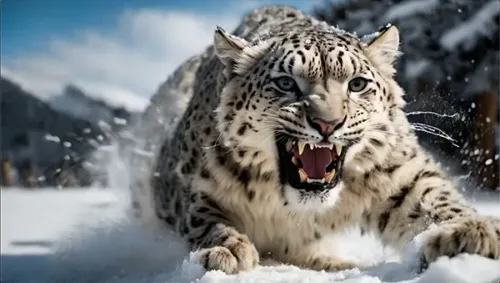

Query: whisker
(410, 122), (459, 147)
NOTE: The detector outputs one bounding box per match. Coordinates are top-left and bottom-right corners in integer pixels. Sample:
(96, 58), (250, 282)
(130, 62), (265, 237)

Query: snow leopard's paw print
(421, 216), (500, 267)
(196, 227), (259, 274)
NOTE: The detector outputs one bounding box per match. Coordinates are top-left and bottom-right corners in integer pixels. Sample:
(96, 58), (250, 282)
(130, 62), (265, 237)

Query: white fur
(282, 183), (344, 212)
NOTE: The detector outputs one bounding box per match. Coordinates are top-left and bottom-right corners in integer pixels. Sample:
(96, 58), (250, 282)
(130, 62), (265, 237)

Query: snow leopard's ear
(214, 26), (272, 77)
(363, 24), (401, 76)
(214, 26), (248, 67)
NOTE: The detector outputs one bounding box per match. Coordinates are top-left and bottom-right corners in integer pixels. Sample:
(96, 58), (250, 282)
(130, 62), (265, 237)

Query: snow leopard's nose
(307, 116), (346, 137)
(305, 92), (346, 137)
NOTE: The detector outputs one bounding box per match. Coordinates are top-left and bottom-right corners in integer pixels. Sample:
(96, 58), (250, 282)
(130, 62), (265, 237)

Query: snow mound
(10, 219), (500, 283)
(2, 189), (500, 283)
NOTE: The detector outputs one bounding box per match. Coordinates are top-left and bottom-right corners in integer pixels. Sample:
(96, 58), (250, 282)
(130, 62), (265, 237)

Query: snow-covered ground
(2, 187), (500, 283)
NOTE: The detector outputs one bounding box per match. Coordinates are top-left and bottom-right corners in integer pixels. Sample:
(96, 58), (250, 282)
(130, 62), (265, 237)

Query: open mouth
(277, 136), (347, 192)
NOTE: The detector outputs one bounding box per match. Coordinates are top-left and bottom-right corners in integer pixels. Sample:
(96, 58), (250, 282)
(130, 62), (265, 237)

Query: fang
(298, 169), (308, 182)
(335, 144), (342, 155)
(325, 169), (336, 182)
(298, 141), (306, 155)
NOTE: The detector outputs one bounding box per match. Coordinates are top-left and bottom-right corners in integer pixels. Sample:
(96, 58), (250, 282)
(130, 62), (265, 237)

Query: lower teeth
(307, 178), (325, 184)
(297, 169), (337, 184)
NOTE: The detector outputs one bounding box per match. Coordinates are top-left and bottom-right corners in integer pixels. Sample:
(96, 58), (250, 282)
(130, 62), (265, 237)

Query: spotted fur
(132, 5), (500, 274)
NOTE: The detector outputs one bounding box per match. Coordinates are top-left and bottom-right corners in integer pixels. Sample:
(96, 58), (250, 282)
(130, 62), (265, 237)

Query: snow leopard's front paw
(422, 216), (500, 265)
(195, 227), (259, 274)
(313, 257), (358, 272)
(296, 255), (358, 272)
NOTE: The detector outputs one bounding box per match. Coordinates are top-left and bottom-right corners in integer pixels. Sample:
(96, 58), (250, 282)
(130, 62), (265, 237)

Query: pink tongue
(299, 146), (332, 179)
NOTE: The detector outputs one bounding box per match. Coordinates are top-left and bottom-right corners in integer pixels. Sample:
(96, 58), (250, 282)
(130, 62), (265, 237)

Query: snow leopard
(131, 5), (500, 274)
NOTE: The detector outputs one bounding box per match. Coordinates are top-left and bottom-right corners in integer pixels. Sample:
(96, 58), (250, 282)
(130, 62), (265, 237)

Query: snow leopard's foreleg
(365, 167), (500, 267)
(185, 193), (259, 274)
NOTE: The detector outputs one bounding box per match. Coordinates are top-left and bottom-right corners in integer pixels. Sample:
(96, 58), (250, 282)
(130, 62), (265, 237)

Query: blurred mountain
(314, 0), (499, 190)
(1, 76), (141, 188)
(49, 84), (137, 126)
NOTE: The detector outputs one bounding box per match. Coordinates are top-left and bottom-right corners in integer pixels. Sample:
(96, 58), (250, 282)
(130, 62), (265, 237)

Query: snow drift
(2, 188), (500, 283)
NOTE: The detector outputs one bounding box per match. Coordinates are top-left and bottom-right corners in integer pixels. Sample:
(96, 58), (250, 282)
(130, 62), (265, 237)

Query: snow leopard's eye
(273, 76), (298, 92)
(348, 77), (368, 93)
